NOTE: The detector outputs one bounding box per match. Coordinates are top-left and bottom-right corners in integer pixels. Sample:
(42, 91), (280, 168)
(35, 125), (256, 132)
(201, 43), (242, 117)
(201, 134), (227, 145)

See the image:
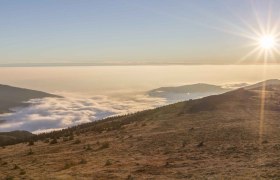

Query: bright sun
(259, 35), (276, 49)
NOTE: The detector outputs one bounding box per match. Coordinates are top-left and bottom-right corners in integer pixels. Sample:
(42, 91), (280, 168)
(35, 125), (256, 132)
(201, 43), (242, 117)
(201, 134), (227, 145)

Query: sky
(0, 0), (280, 65)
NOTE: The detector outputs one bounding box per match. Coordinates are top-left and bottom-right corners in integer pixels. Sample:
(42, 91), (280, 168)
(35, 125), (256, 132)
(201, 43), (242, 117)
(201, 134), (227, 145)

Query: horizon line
(0, 62), (280, 67)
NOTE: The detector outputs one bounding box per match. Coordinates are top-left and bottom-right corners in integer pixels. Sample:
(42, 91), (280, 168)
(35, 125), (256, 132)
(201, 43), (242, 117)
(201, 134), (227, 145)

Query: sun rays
(224, 1), (280, 164)
(203, 0), (280, 164)
(259, 35), (276, 49)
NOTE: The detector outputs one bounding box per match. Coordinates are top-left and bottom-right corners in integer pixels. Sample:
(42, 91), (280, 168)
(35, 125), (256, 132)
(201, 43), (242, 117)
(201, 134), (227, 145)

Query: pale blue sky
(0, 0), (278, 65)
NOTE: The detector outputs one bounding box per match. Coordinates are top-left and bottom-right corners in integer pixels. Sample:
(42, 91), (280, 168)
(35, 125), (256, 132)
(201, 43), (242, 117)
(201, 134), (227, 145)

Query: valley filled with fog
(1, 65), (280, 133)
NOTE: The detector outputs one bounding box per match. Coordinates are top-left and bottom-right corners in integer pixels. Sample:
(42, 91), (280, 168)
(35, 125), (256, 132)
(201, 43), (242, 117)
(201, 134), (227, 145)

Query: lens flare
(259, 35), (276, 49)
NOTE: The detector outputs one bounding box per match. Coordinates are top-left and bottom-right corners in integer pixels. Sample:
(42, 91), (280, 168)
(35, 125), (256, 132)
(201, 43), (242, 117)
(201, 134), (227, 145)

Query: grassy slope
(1, 88), (280, 179)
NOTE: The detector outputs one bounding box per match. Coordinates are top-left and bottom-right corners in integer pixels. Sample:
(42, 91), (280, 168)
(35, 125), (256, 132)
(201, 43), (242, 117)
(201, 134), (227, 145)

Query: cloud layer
(0, 95), (166, 133)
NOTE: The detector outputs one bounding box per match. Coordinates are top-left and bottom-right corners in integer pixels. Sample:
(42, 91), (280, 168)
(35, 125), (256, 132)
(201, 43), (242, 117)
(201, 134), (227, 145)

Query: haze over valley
(0, 65), (280, 133)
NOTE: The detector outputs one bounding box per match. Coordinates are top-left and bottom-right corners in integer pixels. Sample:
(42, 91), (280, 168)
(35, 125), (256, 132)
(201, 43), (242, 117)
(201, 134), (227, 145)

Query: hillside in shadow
(0, 84), (60, 114)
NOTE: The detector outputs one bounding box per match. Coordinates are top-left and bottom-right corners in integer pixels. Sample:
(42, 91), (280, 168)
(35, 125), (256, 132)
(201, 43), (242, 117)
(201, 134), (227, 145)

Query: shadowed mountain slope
(1, 80), (280, 179)
(0, 131), (34, 146)
(0, 84), (60, 113)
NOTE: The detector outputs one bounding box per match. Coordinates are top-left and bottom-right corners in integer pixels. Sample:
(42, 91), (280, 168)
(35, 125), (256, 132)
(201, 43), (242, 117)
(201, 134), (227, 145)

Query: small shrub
(13, 164), (19, 170)
(69, 135), (74, 141)
(27, 148), (34, 155)
(197, 141), (204, 147)
(85, 144), (92, 151)
(127, 174), (134, 180)
(73, 139), (81, 144)
(105, 159), (112, 166)
(182, 140), (187, 148)
(80, 158), (87, 164)
(273, 144), (280, 150)
(137, 136), (143, 141)
(28, 141), (34, 146)
(49, 138), (58, 145)
(99, 142), (109, 150)
(5, 175), (14, 180)
(64, 162), (74, 169)
(165, 161), (170, 167)
(19, 169), (26, 175)
(44, 139), (50, 143)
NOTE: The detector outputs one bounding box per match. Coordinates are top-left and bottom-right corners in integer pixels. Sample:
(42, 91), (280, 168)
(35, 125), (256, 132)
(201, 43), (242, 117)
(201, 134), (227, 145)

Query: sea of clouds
(0, 95), (166, 133)
(0, 82), (244, 133)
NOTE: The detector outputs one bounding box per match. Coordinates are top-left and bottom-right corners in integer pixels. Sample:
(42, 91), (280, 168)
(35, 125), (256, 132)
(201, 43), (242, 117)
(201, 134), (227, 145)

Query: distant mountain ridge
(150, 83), (227, 94)
(148, 83), (229, 103)
(0, 84), (60, 114)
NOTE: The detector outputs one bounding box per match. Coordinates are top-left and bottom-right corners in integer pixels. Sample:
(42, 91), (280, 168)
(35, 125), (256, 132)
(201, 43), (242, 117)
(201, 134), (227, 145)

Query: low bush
(49, 138), (58, 145)
(28, 141), (34, 146)
(99, 142), (109, 150)
(19, 169), (26, 175)
(105, 159), (111, 166)
(73, 139), (81, 144)
(64, 162), (74, 169)
(13, 164), (19, 170)
(27, 148), (34, 155)
(80, 158), (87, 164)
